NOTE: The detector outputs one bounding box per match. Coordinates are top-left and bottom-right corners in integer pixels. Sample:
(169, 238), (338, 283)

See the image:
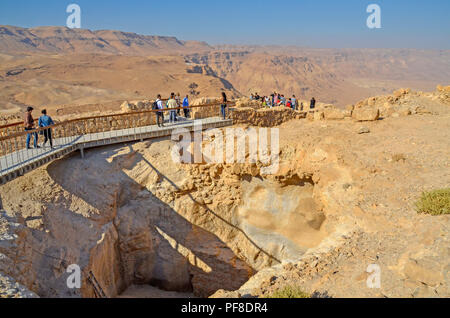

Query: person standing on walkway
(155, 94), (165, 127)
(176, 92), (181, 117)
(182, 94), (190, 118)
(38, 109), (55, 149)
(24, 106), (39, 150)
(310, 97), (316, 110)
(220, 92), (228, 120)
(167, 93), (178, 124)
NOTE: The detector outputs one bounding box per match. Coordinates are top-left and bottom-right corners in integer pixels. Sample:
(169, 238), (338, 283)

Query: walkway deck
(0, 117), (232, 185)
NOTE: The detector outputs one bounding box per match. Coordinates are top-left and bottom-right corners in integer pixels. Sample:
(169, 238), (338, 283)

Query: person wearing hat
(24, 106), (39, 149)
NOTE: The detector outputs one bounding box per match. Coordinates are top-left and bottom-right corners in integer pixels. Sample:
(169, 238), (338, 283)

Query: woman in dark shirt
(220, 92), (228, 120)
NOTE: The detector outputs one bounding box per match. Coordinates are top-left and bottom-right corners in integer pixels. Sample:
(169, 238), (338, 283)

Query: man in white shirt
(167, 92), (178, 123)
(155, 94), (164, 127)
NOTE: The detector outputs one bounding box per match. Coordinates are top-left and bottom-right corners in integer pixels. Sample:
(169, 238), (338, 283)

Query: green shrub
(416, 189), (450, 216)
(266, 286), (310, 298)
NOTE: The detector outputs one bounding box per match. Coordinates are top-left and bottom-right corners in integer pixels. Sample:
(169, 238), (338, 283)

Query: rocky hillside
(185, 49), (450, 106)
(0, 26), (211, 55)
(1, 25), (449, 114)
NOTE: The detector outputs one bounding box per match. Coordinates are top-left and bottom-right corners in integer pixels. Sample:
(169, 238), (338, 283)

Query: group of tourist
(154, 92), (191, 127)
(250, 92), (316, 111)
(22, 91), (225, 151)
(24, 90), (318, 151)
(154, 91), (228, 127)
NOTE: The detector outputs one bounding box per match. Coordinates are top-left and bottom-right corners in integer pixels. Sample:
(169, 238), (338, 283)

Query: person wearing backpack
(154, 94), (164, 127)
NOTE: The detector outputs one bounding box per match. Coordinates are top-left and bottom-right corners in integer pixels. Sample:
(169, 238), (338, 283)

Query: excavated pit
(0, 138), (335, 298)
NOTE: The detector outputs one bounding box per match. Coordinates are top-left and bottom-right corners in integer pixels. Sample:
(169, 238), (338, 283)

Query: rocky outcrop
(235, 98), (262, 109)
(323, 108), (346, 120)
(232, 107), (306, 127)
(0, 273), (39, 298)
(352, 106), (380, 122)
(350, 85), (450, 119)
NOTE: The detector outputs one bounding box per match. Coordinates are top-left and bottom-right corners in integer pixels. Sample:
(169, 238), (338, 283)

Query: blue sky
(0, 0), (449, 49)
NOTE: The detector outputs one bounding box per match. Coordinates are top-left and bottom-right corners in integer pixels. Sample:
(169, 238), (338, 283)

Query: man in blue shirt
(182, 95), (190, 118)
(38, 109), (55, 149)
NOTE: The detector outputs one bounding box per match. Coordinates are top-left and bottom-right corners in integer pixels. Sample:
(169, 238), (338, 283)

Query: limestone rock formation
(232, 107), (306, 127)
(235, 98), (262, 109)
(324, 108), (346, 120)
(352, 106), (380, 122)
(191, 97), (219, 106)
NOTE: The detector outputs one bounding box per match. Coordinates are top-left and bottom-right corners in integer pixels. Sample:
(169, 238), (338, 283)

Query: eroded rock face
(236, 176), (327, 258)
(0, 131), (348, 297)
(0, 140), (257, 298)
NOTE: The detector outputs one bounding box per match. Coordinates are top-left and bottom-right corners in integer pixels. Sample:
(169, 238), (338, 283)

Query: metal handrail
(0, 99), (234, 130)
(0, 102), (234, 142)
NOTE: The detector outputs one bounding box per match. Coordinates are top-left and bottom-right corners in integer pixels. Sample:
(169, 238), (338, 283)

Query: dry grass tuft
(416, 189), (450, 215)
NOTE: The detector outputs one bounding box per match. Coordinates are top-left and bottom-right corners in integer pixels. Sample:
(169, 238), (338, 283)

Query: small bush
(266, 286), (310, 298)
(416, 189), (450, 215)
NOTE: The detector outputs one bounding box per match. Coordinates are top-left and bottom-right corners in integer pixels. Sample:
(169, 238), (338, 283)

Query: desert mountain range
(0, 25), (449, 115)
